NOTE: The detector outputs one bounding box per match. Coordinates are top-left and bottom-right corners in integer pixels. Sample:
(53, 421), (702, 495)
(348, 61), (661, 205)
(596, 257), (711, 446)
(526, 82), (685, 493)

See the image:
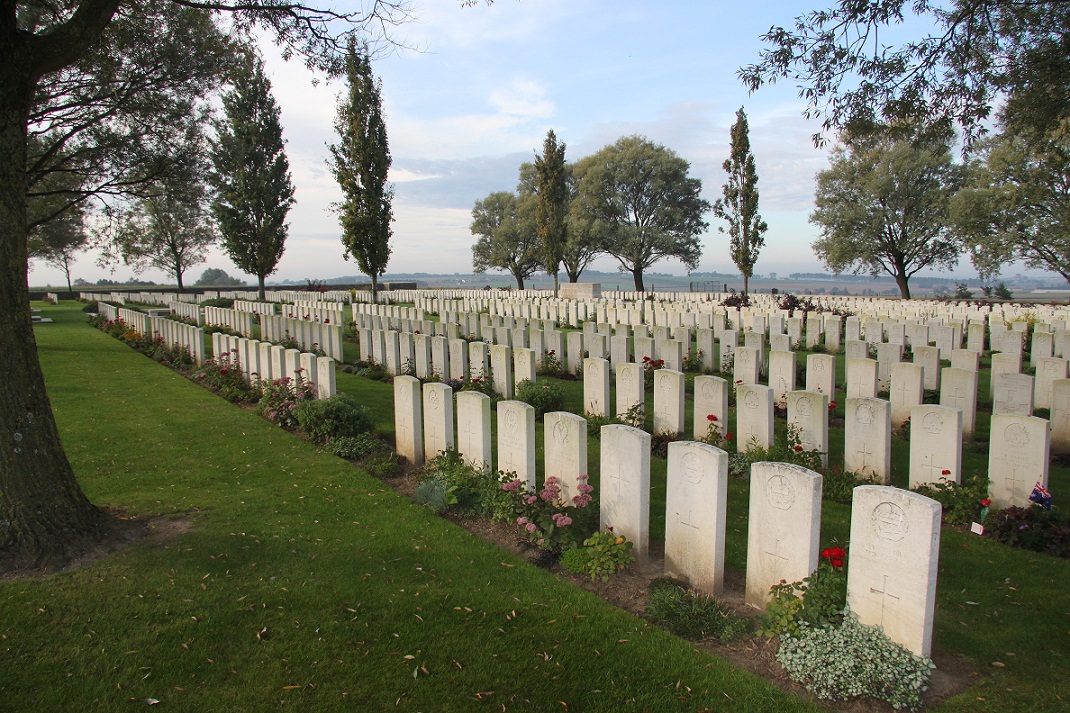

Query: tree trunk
(0, 53), (109, 571)
(176, 269), (185, 293)
(257, 274), (266, 301)
(742, 274), (749, 295)
(632, 269), (645, 292)
(514, 273), (525, 290)
(370, 273), (379, 304)
(894, 273), (912, 299)
(552, 272), (559, 297)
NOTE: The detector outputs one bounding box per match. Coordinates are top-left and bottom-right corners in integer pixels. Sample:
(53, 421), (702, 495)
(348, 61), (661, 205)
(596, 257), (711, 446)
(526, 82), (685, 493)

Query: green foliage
(645, 578), (753, 642)
(810, 124), (962, 299)
(537, 349), (570, 378)
(325, 432), (392, 461)
(777, 612), (935, 711)
(822, 468), (867, 504)
(913, 473), (991, 525)
(257, 373), (316, 430)
(469, 189), (541, 289)
(198, 297), (235, 308)
(294, 394), (374, 443)
(986, 506), (1070, 557)
(560, 529), (636, 581)
(328, 40), (393, 299)
(353, 359), (391, 382)
(759, 554), (847, 636)
(417, 451), (505, 519)
(513, 379), (565, 417)
(194, 268), (244, 286)
(727, 425), (823, 478)
(712, 107), (767, 294)
(571, 135), (710, 291)
(414, 475), (455, 513)
(534, 129), (569, 289)
(209, 50), (294, 298)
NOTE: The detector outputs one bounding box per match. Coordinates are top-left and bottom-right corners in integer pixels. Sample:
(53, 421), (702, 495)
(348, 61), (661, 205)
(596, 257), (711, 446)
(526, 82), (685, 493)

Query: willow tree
(328, 40), (393, 303)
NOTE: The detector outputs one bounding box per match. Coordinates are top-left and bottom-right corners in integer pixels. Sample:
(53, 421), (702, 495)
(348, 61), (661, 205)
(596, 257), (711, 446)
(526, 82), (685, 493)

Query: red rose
(793, 444), (803, 452)
(707, 414), (717, 422)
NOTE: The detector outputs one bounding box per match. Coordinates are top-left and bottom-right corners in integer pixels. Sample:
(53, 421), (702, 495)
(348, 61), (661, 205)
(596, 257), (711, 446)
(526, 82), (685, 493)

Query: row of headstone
(147, 314), (205, 365)
(168, 300), (202, 325)
(210, 333), (336, 399)
(260, 314), (344, 361)
(281, 302), (346, 326)
(202, 305), (255, 338)
(392, 377), (939, 657)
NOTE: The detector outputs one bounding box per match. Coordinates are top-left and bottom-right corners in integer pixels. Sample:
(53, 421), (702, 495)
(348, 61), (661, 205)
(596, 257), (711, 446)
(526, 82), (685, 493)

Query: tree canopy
(534, 129), (569, 295)
(951, 121), (1070, 288)
(328, 40), (393, 302)
(209, 49), (295, 301)
(712, 108), (767, 294)
(572, 135), (709, 292)
(810, 125), (963, 299)
(1, 1), (412, 570)
(470, 189), (541, 290)
(740, 1), (1070, 146)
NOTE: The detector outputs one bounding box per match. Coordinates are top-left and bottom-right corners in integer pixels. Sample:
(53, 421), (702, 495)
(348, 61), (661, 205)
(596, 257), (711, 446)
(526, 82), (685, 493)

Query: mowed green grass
(5, 301), (1069, 712)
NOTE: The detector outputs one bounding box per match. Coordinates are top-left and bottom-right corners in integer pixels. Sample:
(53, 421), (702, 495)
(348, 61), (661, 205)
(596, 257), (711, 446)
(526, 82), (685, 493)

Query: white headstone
(847, 485), (941, 658)
(745, 461), (822, 608)
(665, 441), (729, 595)
(422, 382), (454, 462)
(599, 424), (652, 562)
(496, 400), (536, 489)
(583, 357), (611, 417)
(988, 414), (1050, 509)
(845, 397), (891, 483)
(456, 391), (492, 472)
(735, 384), (774, 451)
(693, 375), (729, 441)
(652, 368), (686, 435)
(544, 411), (588, 503)
(787, 390), (829, 467)
(908, 404), (962, 488)
(393, 375), (423, 466)
(889, 362), (924, 428)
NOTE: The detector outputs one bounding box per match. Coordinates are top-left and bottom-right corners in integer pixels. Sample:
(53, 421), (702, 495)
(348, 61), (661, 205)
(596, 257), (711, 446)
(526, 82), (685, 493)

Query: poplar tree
(712, 108), (767, 295)
(209, 51), (295, 300)
(329, 40), (393, 303)
(534, 130), (568, 296)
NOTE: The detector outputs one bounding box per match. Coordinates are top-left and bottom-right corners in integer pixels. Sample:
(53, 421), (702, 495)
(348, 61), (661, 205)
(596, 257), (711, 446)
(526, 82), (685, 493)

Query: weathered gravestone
(393, 375), (423, 466)
(908, 404), (962, 488)
(665, 441), (729, 595)
(693, 375), (729, 441)
(988, 414), (1050, 509)
(653, 368), (685, 435)
(745, 462), (822, 608)
(600, 425), (652, 562)
(544, 412), (588, 503)
(890, 362), (923, 428)
(422, 381), (454, 463)
(583, 357), (611, 417)
(845, 397), (891, 483)
(497, 400), (536, 490)
(847, 485), (941, 658)
(735, 384), (774, 451)
(456, 391), (492, 472)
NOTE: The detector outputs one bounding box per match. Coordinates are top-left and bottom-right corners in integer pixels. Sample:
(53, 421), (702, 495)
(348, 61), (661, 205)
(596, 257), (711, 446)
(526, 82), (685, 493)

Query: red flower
(724, 432), (734, 440)
(793, 444), (804, 452)
(941, 469), (951, 476)
(821, 547), (846, 568)
(707, 414), (717, 422)
(980, 498), (992, 507)
(828, 401), (837, 410)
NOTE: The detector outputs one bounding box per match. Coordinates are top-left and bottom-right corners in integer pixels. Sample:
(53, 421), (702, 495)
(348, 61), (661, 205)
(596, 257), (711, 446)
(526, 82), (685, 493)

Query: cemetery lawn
(6, 302), (1067, 712)
(6, 304), (821, 713)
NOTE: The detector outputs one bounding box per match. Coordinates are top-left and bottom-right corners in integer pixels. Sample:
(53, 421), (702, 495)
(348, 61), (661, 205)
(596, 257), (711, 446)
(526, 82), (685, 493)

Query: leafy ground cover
(8, 302), (1069, 712)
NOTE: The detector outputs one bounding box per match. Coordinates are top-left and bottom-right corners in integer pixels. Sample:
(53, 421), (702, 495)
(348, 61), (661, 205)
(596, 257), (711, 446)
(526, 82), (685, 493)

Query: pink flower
(525, 523), (538, 533)
(501, 478), (521, 492)
(516, 517), (528, 525)
(525, 495), (538, 505)
(552, 513), (572, 527)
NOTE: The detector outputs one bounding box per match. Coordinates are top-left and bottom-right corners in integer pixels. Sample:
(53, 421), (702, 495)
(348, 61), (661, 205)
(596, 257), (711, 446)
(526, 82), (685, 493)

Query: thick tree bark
(0, 4), (125, 570)
(257, 274), (267, 301)
(632, 269), (645, 292)
(895, 273), (912, 299)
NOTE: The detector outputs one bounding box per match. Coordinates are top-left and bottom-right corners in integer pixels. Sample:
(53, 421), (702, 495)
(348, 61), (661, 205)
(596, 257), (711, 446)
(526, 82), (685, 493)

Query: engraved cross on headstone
(869, 574), (902, 627)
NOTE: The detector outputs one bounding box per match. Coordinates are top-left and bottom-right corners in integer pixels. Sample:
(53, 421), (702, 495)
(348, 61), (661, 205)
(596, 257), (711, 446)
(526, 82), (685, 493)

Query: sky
(27, 0), (983, 288)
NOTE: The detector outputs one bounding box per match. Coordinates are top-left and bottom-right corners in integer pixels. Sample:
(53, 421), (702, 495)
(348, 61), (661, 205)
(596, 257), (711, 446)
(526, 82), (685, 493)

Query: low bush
(777, 612), (934, 711)
(912, 473), (991, 526)
(644, 578), (752, 642)
(258, 374), (316, 430)
(514, 379), (566, 416)
(986, 505), (1070, 557)
(325, 432), (392, 461)
(559, 529), (635, 581)
(295, 394), (374, 443)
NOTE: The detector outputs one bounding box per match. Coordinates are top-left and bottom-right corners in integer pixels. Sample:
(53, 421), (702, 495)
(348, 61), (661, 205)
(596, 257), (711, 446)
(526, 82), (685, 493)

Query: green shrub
(986, 506), (1070, 557)
(644, 578), (752, 641)
(257, 375), (316, 430)
(325, 433), (391, 461)
(513, 379), (565, 416)
(759, 551), (847, 636)
(912, 473), (990, 526)
(777, 612), (934, 711)
(295, 394), (374, 443)
(822, 468), (867, 504)
(199, 297), (236, 308)
(414, 475), (454, 513)
(560, 529), (635, 581)
(191, 353), (261, 404)
(417, 451), (503, 518)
